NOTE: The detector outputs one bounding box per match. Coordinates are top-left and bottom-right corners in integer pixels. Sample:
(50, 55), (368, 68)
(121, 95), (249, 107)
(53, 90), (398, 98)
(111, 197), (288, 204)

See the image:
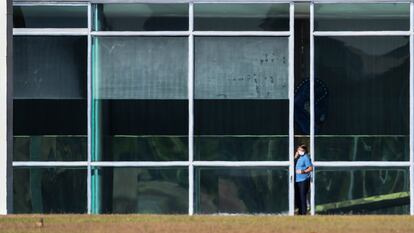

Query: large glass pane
(314, 36), (409, 161)
(314, 3), (410, 31)
(92, 167), (188, 214)
(315, 167), (410, 214)
(13, 167), (87, 213)
(14, 36), (87, 99)
(92, 37), (188, 161)
(14, 36), (87, 161)
(195, 167), (289, 214)
(194, 4), (289, 31)
(195, 37), (289, 161)
(14, 6), (88, 28)
(94, 4), (188, 31)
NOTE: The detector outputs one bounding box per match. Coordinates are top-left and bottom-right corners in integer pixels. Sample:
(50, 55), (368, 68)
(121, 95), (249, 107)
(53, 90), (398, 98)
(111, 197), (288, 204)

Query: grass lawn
(0, 215), (413, 233)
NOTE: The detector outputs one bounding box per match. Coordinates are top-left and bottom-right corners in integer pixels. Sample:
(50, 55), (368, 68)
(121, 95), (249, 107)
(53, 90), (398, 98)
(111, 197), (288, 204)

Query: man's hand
(294, 151), (300, 159)
(296, 169), (303, 174)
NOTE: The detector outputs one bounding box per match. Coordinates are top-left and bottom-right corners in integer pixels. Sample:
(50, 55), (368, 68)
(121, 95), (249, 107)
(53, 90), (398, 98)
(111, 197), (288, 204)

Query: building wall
(6, 0), (414, 215)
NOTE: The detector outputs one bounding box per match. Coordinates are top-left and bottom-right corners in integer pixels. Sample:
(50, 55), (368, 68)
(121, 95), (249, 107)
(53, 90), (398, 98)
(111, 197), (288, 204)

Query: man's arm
(301, 166), (313, 174)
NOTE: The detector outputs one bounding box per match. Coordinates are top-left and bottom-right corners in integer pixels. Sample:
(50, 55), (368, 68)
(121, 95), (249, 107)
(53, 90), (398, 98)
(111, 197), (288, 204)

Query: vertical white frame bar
(288, 1), (295, 216)
(188, 1), (195, 216)
(87, 2), (92, 215)
(309, 1), (316, 216)
(0, 0), (12, 215)
(410, 0), (414, 216)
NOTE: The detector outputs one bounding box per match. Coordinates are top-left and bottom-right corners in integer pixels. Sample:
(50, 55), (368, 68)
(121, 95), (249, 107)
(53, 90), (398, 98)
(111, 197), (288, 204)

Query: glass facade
(11, 2), (414, 215)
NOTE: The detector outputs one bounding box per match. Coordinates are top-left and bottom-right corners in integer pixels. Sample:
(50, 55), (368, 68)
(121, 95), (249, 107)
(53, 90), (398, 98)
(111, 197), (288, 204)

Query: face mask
(298, 151), (305, 156)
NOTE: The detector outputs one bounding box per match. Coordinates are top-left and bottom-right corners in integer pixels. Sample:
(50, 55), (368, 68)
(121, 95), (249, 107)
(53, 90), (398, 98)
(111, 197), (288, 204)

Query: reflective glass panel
(92, 37), (188, 161)
(94, 4), (188, 31)
(195, 37), (289, 161)
(195, 167), (289, 214)
(14, 36), (87, 161)
(92, 167), (188, 214)
(315, 167), (410, 214)
(314, 36), (409, 161)
(14, 167), (87, 213)
(194, 4), (289, 31)
(14, 6), (87, 28)
(314, 3), (410, 31)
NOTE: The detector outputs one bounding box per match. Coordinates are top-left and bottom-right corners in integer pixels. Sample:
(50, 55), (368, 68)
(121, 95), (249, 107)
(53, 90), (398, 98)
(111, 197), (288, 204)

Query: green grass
(0, 215), (414, 233)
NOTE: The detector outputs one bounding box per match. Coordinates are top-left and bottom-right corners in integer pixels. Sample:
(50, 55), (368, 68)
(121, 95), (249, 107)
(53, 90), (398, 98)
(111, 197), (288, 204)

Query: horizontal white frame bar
(89, 0), (295, 3)
(13, 161), (88, 167)
(90, 31), (291, 37)
(314, 31), (411, 36)
(193, 31), (291, 36)
(91, 31), (190, 36)
(193, 161), (290, 166)
(195, 135), (288, 137)
(13, 161), (410, 167)
(314, 135), (408, 137)
(314, 161), (411, 167)
(91, 161), (190, 167)
(194, 0), (292, 3)
(13, 0), (411, 3)
(13, 2), (89, 6)
(90, 0), (190, 3)
(13, 28), (89, 36)
(314, 0), (411, 3)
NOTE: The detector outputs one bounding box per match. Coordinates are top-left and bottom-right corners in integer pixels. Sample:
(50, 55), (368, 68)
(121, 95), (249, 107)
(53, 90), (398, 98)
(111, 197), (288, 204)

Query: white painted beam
(0, 0), (13, 215)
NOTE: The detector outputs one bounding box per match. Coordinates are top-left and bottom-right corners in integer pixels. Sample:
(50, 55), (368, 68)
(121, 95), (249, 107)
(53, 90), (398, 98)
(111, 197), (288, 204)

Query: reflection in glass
(315, 167), (410, 214)
(14, 6), (87, 28)
(195, 167), (289, 214)
(94, 4), (188, 31)
(314, 3), (409, 31)
(14, 136), (87, 161)
(13, 36), (87, 161)
(13, 168), (87, 213)
(93, 167), (188, 214)
(195, 136), (288, 161)
(194, 4), (289, 31)
(92, 37), (188, 161)
(195, 37), (289, 161)
(315, 36), (409, 161)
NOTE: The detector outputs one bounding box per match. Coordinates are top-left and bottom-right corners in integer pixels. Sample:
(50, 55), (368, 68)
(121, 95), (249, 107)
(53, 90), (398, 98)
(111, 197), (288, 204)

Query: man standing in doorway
(295, 144), (313, 215)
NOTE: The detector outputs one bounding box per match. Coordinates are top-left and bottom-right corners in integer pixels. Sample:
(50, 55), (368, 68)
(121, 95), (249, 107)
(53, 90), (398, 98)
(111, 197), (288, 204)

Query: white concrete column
(0, 0), (13, 215)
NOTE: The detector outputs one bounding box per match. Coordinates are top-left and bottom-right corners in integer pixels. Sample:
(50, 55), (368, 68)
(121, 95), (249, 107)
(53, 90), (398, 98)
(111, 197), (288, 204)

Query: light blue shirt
(295, 153), (313, 182)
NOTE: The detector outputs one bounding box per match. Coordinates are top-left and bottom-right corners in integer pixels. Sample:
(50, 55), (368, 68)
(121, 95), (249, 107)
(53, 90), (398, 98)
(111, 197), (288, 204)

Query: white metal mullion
(90, 31), (291, 37)
(87, 2), (92, 215)
(288, 1), (295, 217)
(13, 28), (89, 36)
(314, 31), (411, 36)
(91, 31), (190, 36)
(90, 161), (191, 167)
(188, 1), (195, 216)
(410, 0), (414, 216)
(194, 0), (291, 3)
(313, 0), (411, 3)
(193, 161), (290, 166)
(193, 31), (291, 36)
(310, 1), (315, 216)
(13, 2), (89, 6)
(13, 162), (88, 167)
(27, 161), (283, 167)
(314, 161), (411, 167)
